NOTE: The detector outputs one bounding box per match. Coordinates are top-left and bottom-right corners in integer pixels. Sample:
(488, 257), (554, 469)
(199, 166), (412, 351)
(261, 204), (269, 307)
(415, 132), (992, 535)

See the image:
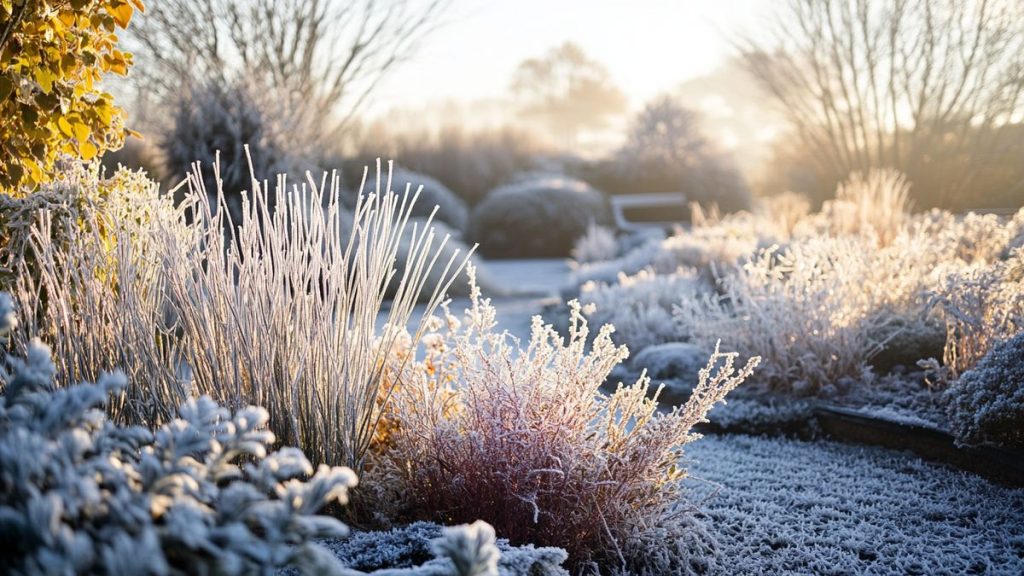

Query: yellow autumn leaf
(49, 14), (65, 36)
(108, 2), (133, 29)
(80, 140), (98, 160)
(105, 53), (128, 76)
(34, 67), (56, 93)
(57, 116), (73, 138)
(23, 158), (43, 185)
(73, 122), (91, 145)
(95, 102), (113, 125)
(58, 11), (76, 28)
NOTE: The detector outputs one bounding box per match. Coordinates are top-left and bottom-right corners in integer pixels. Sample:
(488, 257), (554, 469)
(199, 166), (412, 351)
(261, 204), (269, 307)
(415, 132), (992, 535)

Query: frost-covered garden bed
(3, 162), (1023, 574)
(563, 171), (1024, 462)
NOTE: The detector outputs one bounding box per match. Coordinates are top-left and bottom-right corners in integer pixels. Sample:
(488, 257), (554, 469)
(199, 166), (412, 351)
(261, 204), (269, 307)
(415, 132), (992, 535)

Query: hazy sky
(368, 0), (773, 117)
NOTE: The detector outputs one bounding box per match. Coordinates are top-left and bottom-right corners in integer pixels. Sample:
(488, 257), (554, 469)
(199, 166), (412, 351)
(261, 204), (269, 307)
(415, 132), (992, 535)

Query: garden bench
(609, 192), (689, 232)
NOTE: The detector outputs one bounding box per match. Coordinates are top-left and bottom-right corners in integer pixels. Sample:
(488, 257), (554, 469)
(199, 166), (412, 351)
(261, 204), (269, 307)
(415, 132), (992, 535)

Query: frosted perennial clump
(371, 269), (759, 573)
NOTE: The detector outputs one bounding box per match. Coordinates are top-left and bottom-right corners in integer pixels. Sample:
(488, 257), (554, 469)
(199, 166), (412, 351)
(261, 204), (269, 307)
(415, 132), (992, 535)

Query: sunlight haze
(369, 0), (772, 117)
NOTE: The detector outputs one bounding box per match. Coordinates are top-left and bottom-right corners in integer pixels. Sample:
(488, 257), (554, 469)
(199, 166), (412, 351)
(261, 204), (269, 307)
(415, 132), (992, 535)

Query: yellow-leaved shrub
(0, 0), (142, 194)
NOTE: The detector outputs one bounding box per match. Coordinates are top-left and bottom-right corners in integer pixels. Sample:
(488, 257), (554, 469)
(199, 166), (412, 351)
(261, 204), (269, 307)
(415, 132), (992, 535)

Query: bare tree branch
(123, 0), (450, 146)
(737, 0), (1024, 208)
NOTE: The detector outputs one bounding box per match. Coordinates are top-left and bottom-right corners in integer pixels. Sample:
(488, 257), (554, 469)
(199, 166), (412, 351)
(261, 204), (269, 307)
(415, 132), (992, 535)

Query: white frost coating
(686, 434), (1024, 574)
(304, 521), (569, 576)
(363, 167), (469, 234)
(580, 268), (706, 351)
(944, 332), (1024, 448)
(571, 222), (619, 265)
(469, 175), (608, 258)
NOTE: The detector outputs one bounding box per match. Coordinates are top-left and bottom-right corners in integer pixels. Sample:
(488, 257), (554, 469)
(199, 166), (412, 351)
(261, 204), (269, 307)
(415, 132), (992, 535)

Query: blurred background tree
(123, 0), (449, 171)
(510, 42), (628, 149)
(576, 95), (751, 212)
(740, 0), (1024, 210)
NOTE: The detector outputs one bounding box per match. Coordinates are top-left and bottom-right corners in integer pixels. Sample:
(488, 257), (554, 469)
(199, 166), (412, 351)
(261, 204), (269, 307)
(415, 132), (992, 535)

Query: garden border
(693, 399), (1024, 487)
(813, 404), (1024, 487)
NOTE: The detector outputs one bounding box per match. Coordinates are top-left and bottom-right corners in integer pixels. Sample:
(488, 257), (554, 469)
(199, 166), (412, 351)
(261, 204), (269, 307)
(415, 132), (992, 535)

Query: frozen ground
(379, 258), (570, 342)
(685, 434), (1024, 575)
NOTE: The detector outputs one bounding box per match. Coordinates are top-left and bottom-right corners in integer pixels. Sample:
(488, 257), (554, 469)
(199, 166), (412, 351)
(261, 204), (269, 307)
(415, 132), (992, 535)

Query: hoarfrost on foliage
(944, 332), (1024, 448)
(0, 330), (547, 576)
(703, 397), (817, 433)
(571, 222), (619, 265)
(0, 339), (358, 575)
(306, 521), (568, 576)
(579, 268), (706, 350)
(369, 273), (759, 573)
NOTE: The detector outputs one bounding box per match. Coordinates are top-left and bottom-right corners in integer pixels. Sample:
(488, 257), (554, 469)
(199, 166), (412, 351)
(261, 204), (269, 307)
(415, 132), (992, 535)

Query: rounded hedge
(361, 166), (469, 234)
(469, 176), (610, 258)
(944, 332), (1024, 448)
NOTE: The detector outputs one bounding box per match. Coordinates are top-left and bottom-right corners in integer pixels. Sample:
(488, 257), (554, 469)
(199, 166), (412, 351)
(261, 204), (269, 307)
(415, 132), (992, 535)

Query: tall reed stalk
(8, 158), (473, 472)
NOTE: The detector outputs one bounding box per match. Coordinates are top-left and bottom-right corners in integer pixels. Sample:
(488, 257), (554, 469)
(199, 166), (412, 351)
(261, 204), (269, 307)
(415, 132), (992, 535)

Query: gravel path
(381, 258), (570, 343)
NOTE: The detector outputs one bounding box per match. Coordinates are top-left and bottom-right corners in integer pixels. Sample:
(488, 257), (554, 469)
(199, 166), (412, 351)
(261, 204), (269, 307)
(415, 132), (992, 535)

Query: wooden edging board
(813, 404), (1024, 487)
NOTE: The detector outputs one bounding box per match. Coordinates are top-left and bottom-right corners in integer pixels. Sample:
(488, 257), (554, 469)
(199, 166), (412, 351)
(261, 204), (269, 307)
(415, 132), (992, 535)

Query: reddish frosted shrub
(369, 270), (759, 573)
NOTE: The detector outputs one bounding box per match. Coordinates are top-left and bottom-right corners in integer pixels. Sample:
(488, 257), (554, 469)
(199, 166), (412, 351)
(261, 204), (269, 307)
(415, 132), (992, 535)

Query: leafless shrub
(370, 272), (759, 573)
(126, 0), (449, 144)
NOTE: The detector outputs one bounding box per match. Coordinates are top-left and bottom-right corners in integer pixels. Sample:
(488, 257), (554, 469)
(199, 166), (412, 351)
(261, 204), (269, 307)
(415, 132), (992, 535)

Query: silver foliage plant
(0, 338), (356, 575)
(0, 331), (517, 576)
